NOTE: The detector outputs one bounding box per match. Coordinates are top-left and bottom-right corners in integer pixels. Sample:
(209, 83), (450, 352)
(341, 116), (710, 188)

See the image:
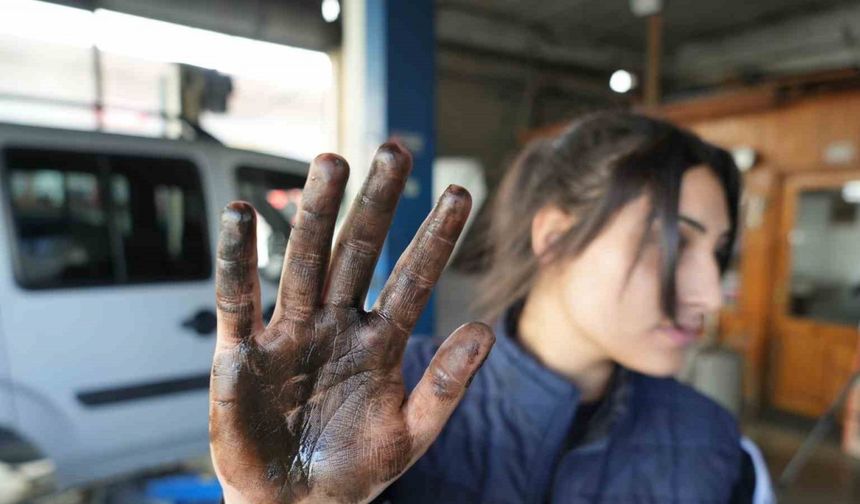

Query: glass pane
(4, 150), (112, 288)
(787, 184), (860, 327)
(236, 166), (306, 283)
(109, 155), (210, 282)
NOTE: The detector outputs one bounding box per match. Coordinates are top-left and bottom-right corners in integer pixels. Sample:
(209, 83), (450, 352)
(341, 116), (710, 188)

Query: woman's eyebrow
(680, 215), (731, 238)
(679, 215), (707, 233)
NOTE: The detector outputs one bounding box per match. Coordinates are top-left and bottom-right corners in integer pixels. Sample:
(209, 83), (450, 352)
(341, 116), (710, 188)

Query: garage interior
(0, 0), (859, 503)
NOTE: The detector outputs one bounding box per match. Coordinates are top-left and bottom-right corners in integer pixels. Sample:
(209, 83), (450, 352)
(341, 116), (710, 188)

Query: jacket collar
(489, 302), (632, 448)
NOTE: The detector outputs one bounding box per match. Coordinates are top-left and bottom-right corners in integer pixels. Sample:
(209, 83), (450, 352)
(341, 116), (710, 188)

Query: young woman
(209, 112), (756, 503)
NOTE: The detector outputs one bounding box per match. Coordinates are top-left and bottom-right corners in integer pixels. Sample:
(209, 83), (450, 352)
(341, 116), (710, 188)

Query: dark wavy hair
(464, 111), (741, 324)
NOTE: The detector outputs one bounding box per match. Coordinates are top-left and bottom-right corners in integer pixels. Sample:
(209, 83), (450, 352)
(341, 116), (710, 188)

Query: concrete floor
(744, 414), (860, 503)
(10, 415), (860, 503)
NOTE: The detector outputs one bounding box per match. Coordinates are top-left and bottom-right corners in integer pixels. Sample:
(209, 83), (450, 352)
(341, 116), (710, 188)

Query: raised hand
(209, 144), (495, 504)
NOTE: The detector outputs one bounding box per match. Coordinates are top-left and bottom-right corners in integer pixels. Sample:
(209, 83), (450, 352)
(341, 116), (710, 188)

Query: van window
(109, 156), (209, 282)
(236, 166), (305, 282)
(6, 151), (112, 286)
(3, 148), (210, 288)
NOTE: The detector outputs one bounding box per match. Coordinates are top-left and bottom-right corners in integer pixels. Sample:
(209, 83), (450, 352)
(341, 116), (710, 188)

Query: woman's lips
(662, 325), (702, 346)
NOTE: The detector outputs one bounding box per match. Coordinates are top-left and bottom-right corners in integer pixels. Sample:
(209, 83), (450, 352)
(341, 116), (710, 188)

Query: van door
(1, 147), (215, 487)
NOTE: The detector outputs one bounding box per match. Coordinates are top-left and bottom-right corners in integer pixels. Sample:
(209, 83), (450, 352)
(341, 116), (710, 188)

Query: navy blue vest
(382, 308), (743, 503)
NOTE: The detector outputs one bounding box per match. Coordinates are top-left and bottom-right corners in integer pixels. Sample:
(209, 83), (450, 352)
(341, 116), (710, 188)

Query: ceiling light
(0, 1), (94, 47)
(609, 70), (636, 94)
(93, 9), (332, 87)
(321, 0), (340, 23)
(629, 0), (663, 17)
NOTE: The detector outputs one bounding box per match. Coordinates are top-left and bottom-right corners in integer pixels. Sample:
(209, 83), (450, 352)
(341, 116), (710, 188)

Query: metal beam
(437, 48), (617, 99)
(342, 0), (437, 335)
(436, 7), (642, 73)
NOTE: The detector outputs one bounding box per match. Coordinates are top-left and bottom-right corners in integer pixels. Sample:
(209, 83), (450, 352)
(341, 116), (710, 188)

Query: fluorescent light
(0, 1), (332, 88)
(609, 70), (636, 94)
(0, 1), (95, 48)
(629, 0), (663, 17)
(321, 0), (341, 23)
(94, 10), (332, 87)
(842, 181), (860, 203)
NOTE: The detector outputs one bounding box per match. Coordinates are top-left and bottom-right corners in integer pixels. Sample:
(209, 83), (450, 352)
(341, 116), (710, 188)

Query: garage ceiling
(441, 0), (850, 50)
(438, 0), (860, 93)
(47, 0), (860, 95)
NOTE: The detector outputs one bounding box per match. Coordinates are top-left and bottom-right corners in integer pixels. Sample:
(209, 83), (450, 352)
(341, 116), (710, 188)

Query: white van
(0, 122), (308, 490)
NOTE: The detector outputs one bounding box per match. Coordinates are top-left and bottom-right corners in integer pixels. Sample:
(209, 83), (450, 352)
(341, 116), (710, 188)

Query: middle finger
(323, 142), (412, 309)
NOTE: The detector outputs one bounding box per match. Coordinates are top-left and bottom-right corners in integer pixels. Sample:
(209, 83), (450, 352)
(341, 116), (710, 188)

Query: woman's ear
(531, 205), (576, 263)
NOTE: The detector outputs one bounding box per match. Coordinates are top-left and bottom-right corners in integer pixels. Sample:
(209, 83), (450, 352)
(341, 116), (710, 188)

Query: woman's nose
(679, 255), (724, 314)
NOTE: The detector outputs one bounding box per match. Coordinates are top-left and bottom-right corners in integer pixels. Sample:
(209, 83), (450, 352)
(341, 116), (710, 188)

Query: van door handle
(182, 309), (217, 336)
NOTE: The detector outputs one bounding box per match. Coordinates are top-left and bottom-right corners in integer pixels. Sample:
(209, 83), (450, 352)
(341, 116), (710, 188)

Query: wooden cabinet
(771, 319), (825, 416)
(771, 320), (858, 417)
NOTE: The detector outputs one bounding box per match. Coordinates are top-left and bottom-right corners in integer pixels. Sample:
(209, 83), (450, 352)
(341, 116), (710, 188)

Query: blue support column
(363, 0), (436, 337)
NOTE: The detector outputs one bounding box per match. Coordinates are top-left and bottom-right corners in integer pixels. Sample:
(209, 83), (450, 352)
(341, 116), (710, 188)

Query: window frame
(1, 146), (212, 290)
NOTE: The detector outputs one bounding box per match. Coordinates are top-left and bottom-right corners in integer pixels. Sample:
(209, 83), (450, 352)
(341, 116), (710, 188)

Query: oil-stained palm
(209, 143), (495, 504)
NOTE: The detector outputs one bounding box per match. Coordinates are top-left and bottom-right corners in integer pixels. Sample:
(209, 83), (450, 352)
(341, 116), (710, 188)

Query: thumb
(402, 322), (495, 458)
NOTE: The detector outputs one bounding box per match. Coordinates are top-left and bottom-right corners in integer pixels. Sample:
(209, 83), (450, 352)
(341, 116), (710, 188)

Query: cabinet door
(771, 171), (860, 417)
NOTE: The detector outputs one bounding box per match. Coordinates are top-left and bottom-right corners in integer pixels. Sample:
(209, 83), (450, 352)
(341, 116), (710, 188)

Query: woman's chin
(618, 348), (687, 378)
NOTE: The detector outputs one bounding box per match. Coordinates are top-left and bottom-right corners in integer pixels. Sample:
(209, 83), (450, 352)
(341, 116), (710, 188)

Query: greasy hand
(209, 144), (495, 504)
